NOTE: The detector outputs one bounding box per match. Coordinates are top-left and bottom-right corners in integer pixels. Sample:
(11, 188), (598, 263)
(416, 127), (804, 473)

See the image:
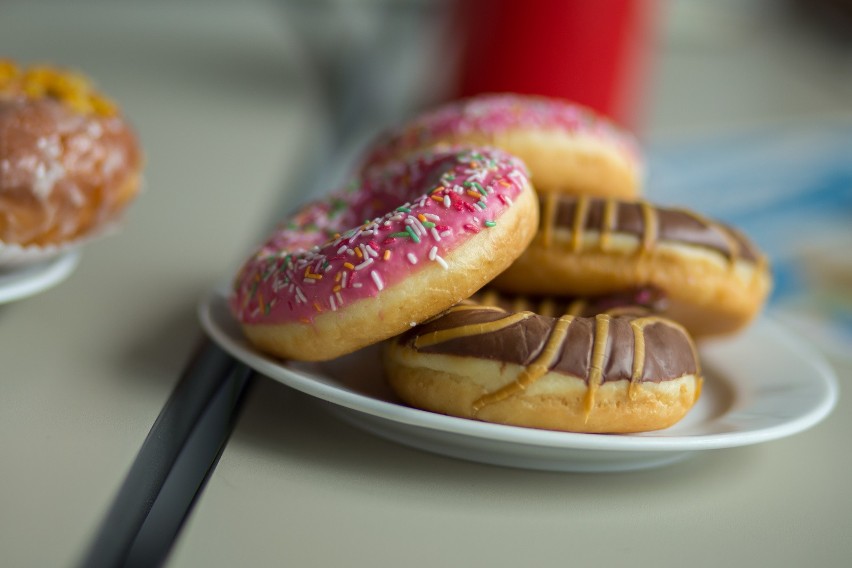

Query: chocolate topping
(400, 306), (699, 384)
(549, 196), (760, 263)
(472, 287), (667, 317)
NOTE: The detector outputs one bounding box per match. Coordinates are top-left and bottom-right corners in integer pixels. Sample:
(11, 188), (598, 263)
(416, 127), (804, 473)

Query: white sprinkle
(346, 248), (355, 256)
(407, 216), (427, 236)
(341, 271), (349, 288)
(365, 244), (379, 258)
(407, 253), (418, 265)
(303, 278), (317, 284)
(295, 287), (307, 303)
(359, 230), (374, 237)
(324, 264), (334, 273)
(454, 184), (464, 194)
(428, 246), (438, 261)
(371, 271), (384, 291)
(424, 213), (440, 221)
(430, 228), (441, 242)
(337, 244), (348, 254)
(329, 295), (337, 311)
(353, 282), (363, 289)
(443, 195), (451, 208)
(440, 229), (452, 238)
(335, 291), (344, 305)
(503, 194), (513, 205)
(354, 257), (374, 270)
(404, 217), (423, 236)
(435, 255), (449, 269)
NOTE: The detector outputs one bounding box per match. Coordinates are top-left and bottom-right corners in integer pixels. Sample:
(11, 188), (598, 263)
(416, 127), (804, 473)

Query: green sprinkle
(422, 221), (436, 229)
(476, 200), (487, 210)
(484, 220), (497, 228)
(405, 225), (421, 243)
(390, 232), (411, 238)
(396, 206), (411, 213)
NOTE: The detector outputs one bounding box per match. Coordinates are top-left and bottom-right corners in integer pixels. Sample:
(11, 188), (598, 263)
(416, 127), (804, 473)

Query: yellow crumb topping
(0, 59), (117, 117)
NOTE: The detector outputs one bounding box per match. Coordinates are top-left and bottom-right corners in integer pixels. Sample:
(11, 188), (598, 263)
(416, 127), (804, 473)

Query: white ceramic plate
(0, 251), (81, 305)
(199, 286), (838, 472)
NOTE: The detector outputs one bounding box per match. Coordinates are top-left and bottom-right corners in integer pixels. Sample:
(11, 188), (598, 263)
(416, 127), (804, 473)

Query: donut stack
(230, 94), (772, 434)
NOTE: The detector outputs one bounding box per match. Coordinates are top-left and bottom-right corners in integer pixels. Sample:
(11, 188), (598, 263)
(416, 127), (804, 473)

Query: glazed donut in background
(491, 195), (773, 338)
(384, 301), (702, 434)
(0, 60), (143, 248)
(360, 93), (642, 199)
(230, 146), (538, 361)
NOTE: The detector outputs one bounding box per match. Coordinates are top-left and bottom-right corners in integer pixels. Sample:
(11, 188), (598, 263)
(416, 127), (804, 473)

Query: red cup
(451, 0), (656, 129)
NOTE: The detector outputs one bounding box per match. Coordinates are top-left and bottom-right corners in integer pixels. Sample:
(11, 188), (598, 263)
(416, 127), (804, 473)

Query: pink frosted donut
(361, 93), (642, 199)
(230, 146), (539, 361)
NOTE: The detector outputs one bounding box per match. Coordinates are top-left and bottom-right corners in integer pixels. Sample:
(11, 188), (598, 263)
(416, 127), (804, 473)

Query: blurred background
(4, 0), (850, 349)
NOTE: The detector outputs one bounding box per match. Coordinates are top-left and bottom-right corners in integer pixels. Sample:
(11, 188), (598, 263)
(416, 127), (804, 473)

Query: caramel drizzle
(540, 190), (558, 248)
(628, 316), (702, 403)
(599, 198), (617, 251)
(583, 314), (610, 421)
(537, 196), (756, 267)
(413, 310), (533, 349)
(570, 196), (589, 251)
(565, 298), (587, 316)
(410, 306), (702, 418)
(639, 201), (658, 253)
(471, 315), (574, 414)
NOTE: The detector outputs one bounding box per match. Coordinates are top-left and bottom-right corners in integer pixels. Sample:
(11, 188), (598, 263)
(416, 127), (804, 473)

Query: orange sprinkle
(431, 195), (444, 202)
(299, 317), (311, 324)
(304, 267), (322, 280)
(431, 186), (445, 194)
(467, 190), (482, 199)
(257, 293), (265, 312)
(333, 285), (342, 292)
(343, 262), (355, 270)
(354, 247), (363, 258)
(313, 301), (323, 313)
(383, 250), (391, 261)
(417, 214), (428, 223)
(334, 272), (342, 282)
(499, 179), (511, 187)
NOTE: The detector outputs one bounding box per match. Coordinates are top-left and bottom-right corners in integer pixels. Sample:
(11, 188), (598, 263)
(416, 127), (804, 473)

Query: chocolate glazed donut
(491, 195), (773, 338)
(383, 302), (703, 433)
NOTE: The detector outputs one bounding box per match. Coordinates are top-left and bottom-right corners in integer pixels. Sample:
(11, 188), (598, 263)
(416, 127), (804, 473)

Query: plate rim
(0, 251), (81, 304)
(199, 286), (839, 453)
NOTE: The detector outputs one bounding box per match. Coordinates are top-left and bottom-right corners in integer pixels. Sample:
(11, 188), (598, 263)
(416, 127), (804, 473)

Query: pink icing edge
(360, 93), (641, 171)
(230, 146), (531, 325)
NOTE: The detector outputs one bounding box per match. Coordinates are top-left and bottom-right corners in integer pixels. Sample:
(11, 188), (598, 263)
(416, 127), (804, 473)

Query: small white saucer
(199, 286), (838, 472)
(0, 251), (81, 305)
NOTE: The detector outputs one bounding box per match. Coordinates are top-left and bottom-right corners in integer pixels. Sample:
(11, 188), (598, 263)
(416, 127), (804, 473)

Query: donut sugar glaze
(0, 60), (142, 247)
(359, 93), (642, 199)
(384, 302), (702, 433)
(491, 195), (772, 337)
(230, 146), (538, 361)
